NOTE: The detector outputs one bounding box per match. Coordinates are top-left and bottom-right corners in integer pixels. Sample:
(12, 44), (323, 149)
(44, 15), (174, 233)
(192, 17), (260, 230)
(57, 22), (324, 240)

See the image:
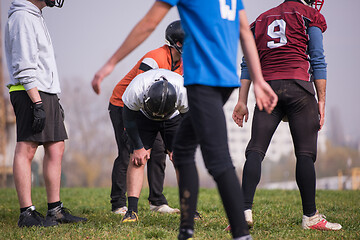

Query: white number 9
(267, 19), (287, 49)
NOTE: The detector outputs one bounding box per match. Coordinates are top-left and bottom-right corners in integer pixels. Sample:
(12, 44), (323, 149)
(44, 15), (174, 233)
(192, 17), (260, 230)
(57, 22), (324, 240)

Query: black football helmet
(143, 76), (177, 121)
(42, 0), (64, 8)
(300, 0), (324, 12)
(165, 20), (185, 54)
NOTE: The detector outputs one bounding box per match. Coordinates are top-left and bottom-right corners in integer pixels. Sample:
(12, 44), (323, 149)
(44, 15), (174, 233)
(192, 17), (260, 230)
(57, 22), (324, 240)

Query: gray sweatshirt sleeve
(7, 13), (38, 90)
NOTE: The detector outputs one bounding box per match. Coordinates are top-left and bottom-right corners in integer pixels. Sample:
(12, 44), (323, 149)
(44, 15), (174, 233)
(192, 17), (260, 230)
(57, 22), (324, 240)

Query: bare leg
(13, 141), (38, 208)
(127, 153), (146, 198)
(43, 141), (64, 203)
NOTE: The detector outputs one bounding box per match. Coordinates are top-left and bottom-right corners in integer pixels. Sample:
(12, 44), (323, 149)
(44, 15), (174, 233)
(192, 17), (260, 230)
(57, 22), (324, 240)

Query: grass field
(0, 187), (359, 239)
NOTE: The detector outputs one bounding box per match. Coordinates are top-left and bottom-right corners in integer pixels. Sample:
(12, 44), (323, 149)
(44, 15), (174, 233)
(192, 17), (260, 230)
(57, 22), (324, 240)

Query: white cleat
(224, 209), (254, 232)
(150, 204), (180, 214)
(302, 210), (342, 231)
(244, 209), (254, 228)
(112, 206), (128, 216)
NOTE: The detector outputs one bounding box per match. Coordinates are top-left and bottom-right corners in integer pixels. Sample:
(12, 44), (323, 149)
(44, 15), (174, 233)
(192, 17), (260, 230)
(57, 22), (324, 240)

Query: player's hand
(253, 80), (278, 114)
(318, 101), (325, 131)
(32, 102), (46, 133)
(91, 63), (115, 95)
(167, 150), (173, 162)
(132, 148), (150, 166)
(232, 102), (248, 127)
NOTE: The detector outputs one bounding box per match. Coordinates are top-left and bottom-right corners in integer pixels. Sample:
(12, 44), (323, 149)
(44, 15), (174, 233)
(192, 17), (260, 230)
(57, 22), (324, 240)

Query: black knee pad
(245, 151), (265, 163)
(210, 164), (235, 181)
(296, 153), (316, 163)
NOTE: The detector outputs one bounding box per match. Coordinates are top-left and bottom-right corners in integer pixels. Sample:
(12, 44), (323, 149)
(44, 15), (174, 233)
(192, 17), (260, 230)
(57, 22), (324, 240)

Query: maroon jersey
(251, 1), (327, 82)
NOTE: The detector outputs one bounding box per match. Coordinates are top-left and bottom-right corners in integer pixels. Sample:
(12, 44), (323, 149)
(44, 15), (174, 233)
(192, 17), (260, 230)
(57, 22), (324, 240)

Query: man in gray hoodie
(5, 0), (86, 227)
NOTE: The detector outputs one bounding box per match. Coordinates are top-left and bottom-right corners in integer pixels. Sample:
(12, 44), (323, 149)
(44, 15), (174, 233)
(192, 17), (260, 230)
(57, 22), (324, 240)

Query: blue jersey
(158, 0), (244, 87)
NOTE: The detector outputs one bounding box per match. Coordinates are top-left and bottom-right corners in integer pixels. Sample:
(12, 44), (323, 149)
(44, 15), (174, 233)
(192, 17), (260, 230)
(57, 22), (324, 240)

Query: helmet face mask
(44, 0), (64, 8)
(143, 77), (177, 121)
(300, 0), (324, 12)
(313, 0), (324, 12)
(165, 20), (185, 54)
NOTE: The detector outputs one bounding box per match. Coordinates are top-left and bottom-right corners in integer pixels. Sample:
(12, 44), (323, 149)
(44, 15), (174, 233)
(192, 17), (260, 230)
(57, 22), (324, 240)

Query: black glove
(32, 102), (46, 133)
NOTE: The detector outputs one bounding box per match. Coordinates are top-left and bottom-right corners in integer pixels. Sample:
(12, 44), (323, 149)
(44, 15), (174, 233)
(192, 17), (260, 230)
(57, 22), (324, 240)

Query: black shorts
(10, 91), (68, 144)
(136, 113), (182, 152)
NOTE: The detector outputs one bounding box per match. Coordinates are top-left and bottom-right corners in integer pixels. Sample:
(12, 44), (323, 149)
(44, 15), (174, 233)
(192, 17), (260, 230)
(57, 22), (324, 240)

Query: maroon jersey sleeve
(309, 12), (327, 32)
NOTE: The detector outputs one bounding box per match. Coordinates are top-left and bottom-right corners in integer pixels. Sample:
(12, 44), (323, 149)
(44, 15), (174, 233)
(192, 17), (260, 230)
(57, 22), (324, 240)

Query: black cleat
(194, 210), (202, 220)
(178, 228), (194, 240)
(18, 206), (58, 228)
(121, 210), (139, 223)
(46, 203), (87, 224)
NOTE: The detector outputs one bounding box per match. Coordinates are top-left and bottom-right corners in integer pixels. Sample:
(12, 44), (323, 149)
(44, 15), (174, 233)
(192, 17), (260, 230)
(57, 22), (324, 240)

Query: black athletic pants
(108, 103), (168, 210)
(173, 85), (249, 238)
(242, 80), (319, 216)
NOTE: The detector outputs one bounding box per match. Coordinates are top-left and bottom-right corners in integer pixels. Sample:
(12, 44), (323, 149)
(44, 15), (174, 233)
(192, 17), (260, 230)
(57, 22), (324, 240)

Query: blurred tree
(316, 140), (360, 178)
(260, 140), (360, 184)
(60, 77), (117, 187)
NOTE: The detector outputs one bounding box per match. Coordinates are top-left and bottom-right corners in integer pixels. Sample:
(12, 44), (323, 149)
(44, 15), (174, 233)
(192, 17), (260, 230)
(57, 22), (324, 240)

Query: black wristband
(33, 100), (42, 104)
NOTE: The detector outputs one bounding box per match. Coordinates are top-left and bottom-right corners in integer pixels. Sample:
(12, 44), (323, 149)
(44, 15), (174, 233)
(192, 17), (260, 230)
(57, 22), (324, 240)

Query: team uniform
(243, 0), (327, 159)
(240, 0), (340, 231)
(108, 45), (183, 211)
(122, 69), (188, 152)
(121, 69), (188, 222)
(250, 2), (326, 82)
(110, 45), (183, 107)
(158, 0), (250, 239)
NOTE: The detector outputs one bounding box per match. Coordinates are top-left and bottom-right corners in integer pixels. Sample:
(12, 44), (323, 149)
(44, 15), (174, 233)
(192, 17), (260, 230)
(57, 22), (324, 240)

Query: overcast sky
(1, 0), (359, 140)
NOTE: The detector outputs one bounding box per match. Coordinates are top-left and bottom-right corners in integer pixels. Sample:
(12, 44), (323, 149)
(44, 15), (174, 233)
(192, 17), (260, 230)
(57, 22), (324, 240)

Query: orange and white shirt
(110, 45), (183, 107)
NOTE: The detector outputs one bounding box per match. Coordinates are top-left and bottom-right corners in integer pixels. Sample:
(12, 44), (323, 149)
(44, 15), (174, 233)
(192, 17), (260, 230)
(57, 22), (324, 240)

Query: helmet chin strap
(165, 38), (182, 54)
(43, 0), (64, 8)
(44, 0), (54, 7)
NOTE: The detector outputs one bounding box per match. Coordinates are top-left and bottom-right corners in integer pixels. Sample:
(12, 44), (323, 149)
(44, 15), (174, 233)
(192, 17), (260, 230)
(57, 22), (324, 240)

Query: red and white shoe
(302, 211), (342, 231)
(224, 224), (231, 232)
(224, 209), (253, 231)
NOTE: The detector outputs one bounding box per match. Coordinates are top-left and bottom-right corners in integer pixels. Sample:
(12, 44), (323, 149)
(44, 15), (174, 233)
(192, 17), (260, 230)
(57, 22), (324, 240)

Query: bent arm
(92, 1), (172, 94)
(238, 10), (277, 113)
(123, 105), (143, 150)
(309, 26), (327, 131)
(27, 87), (42, 103)
(239, 10), (263, 87)
(308, 26), (327, 80)
(106, 2), (171, 67)
(233, 79), (251, 127)
(238, 79), (251, 105)
(314, 79), (326, 131)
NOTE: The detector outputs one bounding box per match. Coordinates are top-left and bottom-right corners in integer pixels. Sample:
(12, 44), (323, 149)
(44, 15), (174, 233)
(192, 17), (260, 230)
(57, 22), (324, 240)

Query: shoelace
(49, 205), (72, 216)
(128, 211), (138, 218)
(195, 211), (202, 219)
(318, 213), (327, 220)
(59, 207), (72, 215)
(31, 209), (45, 221)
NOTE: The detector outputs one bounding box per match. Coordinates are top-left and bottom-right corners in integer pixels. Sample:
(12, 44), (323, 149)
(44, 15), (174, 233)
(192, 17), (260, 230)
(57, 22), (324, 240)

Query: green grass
(0, 187), (359, 239)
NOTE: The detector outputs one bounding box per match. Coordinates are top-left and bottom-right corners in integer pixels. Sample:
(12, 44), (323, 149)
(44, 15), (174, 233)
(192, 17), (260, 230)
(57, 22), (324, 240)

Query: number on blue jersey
(219, 0), (237, 21)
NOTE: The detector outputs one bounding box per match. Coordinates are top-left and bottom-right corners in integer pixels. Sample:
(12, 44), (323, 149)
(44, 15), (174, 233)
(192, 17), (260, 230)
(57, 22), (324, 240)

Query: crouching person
(121, 69), (188, 222)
